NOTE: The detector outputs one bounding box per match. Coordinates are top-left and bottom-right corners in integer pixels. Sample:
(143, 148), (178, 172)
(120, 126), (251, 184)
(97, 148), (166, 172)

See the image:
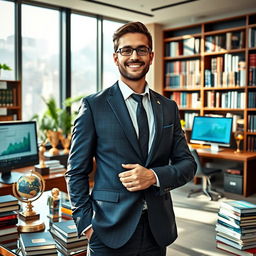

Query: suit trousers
(87, 211), (166, 256)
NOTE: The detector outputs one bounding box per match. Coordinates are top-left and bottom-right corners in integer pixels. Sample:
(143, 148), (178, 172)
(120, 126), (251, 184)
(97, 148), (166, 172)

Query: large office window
(102, 20), (125, 89)
(0, 0), (15, 80)
(22, 4), (60, 121)
(71, 14), (97, 98)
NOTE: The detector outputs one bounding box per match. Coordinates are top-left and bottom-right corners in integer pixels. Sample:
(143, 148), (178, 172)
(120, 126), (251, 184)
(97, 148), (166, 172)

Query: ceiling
(35, 0), (256, 27)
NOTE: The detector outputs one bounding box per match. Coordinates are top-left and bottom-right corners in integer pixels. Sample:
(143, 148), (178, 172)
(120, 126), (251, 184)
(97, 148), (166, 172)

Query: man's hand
(119, 164), (156, 191)
(85, 227), (94, 241)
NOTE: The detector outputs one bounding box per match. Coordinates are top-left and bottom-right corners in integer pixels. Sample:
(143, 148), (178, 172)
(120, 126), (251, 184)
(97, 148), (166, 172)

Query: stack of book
(0, 195), (19, 250)
(216, 200), (256, 256)
(19, 231), (57, 256)
(50, 219), (87, 255)
(45, 160), (65, 172)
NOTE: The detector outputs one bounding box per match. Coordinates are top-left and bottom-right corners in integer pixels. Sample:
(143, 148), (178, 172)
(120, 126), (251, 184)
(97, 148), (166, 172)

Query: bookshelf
(163, 13), (256, 152)
(0, 80), (22, 121)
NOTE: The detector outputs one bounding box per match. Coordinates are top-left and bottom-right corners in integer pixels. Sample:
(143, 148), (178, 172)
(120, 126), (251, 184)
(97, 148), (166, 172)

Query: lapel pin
(157, 101), (160, 104)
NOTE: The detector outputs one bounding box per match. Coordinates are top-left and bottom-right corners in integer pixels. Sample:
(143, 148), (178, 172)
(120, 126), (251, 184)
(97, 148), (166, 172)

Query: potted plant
(32, 95), (84, 155)
(0, 63), (12, 78)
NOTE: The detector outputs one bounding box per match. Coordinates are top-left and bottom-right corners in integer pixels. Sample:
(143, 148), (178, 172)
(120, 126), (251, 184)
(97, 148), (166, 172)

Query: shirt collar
(118, 80), (150, 101)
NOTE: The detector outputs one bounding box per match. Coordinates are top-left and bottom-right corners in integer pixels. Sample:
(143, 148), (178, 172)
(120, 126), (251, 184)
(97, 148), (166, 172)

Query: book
(51, 220), (78, 238)
(0, 204), (20, 213)
(0, 195), (18, 208)
(20, 246), (58, 256)
(0, 211), (17, 221)
(55, 240), (87, 256)
(0, 226), (18, 236)
(220, 201), (256, 214)
(219, 208), (256, 221)
(19, 231), (57, 251)
(216, 224), (256, 240)
(217, 241), (256, 256)
(0, 232), (19, 243)
(216, 234), (256, 250)
(50, 228), (87, 247)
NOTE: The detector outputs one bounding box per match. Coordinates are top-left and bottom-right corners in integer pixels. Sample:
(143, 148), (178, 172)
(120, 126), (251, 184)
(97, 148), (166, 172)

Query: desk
(0, 167), (67, 196)
(196, 148), (256, 197)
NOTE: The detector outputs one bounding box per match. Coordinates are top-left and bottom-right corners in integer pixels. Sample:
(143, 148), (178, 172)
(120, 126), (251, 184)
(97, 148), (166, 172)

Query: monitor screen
(0, 121), (39, 184)
(190, 116), (233, 152)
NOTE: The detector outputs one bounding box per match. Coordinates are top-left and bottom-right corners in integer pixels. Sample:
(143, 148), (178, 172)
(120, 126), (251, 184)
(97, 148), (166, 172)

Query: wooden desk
(196, 148), (256, 197)
(0, 166), (67, 196)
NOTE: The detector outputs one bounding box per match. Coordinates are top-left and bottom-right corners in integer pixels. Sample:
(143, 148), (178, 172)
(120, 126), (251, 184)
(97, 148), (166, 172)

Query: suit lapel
(146, 90), (163, 166)
(107, 83), (142, 158)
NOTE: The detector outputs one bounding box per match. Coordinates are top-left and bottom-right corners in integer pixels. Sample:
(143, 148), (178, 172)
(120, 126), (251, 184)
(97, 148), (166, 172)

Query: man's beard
(118, 60), (150, 81)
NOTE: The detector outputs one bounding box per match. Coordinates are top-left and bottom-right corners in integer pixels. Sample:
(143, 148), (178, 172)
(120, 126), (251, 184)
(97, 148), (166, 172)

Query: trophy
(234, 131), (244, 153)
(12, 170), (46, 232)
(35, 141), (50, 175)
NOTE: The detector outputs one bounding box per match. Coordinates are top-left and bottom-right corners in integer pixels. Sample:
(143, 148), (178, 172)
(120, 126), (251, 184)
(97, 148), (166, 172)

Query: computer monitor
(190, 116), (233, 152)
(0, 121), (39, 184)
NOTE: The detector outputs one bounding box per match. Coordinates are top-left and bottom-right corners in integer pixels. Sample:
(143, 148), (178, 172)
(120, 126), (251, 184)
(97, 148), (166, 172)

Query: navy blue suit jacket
(65, 82), (196, 249)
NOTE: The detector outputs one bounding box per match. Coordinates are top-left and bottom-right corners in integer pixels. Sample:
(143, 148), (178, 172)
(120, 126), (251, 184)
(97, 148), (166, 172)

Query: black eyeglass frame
(116, 46), (152, 56)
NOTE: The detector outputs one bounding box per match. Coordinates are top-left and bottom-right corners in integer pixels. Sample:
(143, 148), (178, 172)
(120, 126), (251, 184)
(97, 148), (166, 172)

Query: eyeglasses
(116, 46), (151, 56)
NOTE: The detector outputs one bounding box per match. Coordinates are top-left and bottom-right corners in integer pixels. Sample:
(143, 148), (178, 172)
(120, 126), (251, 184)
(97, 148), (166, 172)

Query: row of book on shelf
(216, 200), (256, 256)
(205, 91), (245, 109)
(165, 28), (256, 58)
(170, 91), (245, 110)
(248, 115), (256, 133)
(165, 37), (200, 57)
(248, 92), (256, 108)
(249, 27), (256, 48)
(165, 59), (201, 88)
(0, 89), (17, 107)
(205, 31), (245, 53)
(247, 136), (256, 153)
(249, 54), (256, 86)
(205, 55), (246, 87)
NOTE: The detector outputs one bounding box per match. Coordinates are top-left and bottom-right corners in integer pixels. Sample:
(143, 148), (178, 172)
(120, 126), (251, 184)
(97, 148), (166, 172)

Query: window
(22, 4), (60, 121)
(0, 0), (15, 80)
(71, 14), (97, 98)
(102, 20), (125, 89)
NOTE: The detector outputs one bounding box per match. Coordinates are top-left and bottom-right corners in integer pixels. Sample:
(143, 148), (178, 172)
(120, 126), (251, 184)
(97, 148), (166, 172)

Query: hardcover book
(220, 201), (256, 214)
(0, 195), (18, 207)
(19, 231), (57, 251)
(217, 241), (256, 256)
(51, 220), (78, 238)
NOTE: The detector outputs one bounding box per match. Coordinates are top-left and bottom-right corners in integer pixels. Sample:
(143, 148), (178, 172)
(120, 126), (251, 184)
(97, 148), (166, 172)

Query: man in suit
(65, 22), (197, 256)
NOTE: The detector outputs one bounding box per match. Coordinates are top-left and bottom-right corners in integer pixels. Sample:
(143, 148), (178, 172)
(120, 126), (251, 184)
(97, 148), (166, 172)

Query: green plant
(0, 63), (12, 71)
(31, 95), (84, 140)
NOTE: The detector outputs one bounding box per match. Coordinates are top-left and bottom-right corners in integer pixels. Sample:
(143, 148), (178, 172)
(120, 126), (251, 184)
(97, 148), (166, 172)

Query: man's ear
(113, 53), (119, 66)
(149, 52), (154, 65)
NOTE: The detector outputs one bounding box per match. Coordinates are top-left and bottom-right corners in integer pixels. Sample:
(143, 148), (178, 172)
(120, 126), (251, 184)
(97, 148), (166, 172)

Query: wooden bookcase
(163, 13), (256, 152)
(0, 80), (22, 121)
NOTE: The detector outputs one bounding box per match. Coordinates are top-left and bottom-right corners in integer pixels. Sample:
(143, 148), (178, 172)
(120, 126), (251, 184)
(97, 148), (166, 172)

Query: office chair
(187, 148), (223, 201)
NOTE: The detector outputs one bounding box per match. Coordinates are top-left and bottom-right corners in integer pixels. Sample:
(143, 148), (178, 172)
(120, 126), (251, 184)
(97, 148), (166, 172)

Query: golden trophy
(234, 131), (244, 153)
(34, 141), (50, 175)
(59, 133), (71, 154)
(12, 170), (46, 232)
(47, 130), (60, 156)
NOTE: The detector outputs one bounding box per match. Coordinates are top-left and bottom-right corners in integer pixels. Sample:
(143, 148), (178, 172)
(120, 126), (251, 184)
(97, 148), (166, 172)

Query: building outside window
(102, 19), (125, 89)
(22, 4), (60, 121)
(0, 0), (15, 80)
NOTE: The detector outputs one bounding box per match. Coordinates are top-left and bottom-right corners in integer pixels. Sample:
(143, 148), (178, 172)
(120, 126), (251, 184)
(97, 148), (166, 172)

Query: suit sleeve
(152, 101), (197, 196)
(65, 97), (96, 236)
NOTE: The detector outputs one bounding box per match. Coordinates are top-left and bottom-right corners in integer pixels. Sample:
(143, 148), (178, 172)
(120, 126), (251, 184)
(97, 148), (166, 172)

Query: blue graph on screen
(0, 133), (31, 156)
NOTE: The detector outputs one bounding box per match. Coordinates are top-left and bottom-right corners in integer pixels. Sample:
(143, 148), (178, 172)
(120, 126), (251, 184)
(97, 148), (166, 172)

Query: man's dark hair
(113, 22), (152, 52)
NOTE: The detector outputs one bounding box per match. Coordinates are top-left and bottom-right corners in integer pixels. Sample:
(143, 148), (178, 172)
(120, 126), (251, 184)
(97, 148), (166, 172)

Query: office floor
(166, 181), (256, 256)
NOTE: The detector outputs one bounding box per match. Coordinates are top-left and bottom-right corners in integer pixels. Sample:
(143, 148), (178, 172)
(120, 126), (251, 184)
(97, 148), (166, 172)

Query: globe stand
(12, 170), (46, 233)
